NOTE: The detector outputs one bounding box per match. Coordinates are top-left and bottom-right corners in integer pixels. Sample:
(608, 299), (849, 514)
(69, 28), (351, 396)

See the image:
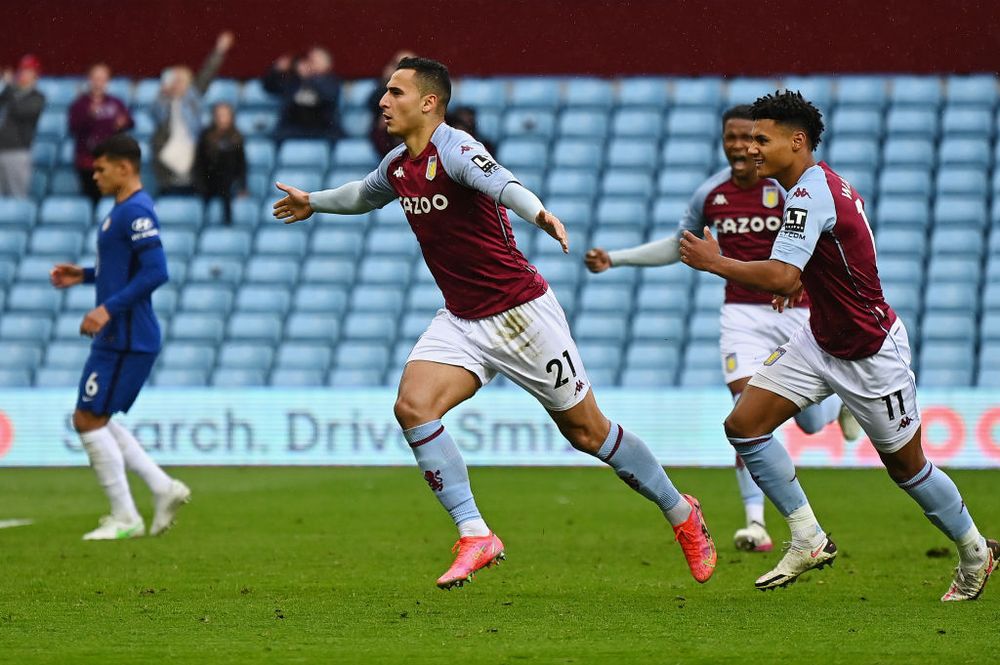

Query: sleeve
(115, 99), (134, 132)
(769, 188), (837, 270)
(262, 67), (291, 95)
(67, 97), (88, 135)
(101, 209), (168, 315)
(677, 180), (713, 237)
(358, 148), (402, 209)
(436, 131), (518, 201)
(498, 182), (544, 225)
(195, 48), (225, 95)
(83, 267), (96, 284)
(608, 237), (680, 267)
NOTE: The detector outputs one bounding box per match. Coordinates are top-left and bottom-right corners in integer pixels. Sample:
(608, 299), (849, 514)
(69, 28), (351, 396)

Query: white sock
(80, 426), (140, 522)
(786, 503), (824, 547)
(664, 497), (693, 526)
(745, 503), (765, 527)
(956, 525), (988, 568)
(457, 518), (491, 538)
(106, 420), (172, 495)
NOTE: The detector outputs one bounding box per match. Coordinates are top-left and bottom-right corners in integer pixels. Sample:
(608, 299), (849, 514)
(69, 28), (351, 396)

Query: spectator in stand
(446, 105), (495, 156)
(264, 47), (341, 144)
(368, 50), (415, 157)
(193, 102), (246, 225)
(0, 54), (45, 198)
(68, 63), (134, 205)
(152, 31), (234, 195)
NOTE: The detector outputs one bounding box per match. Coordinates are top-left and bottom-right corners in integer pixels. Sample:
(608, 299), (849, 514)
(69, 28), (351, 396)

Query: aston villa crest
(762, 186), (780, 209)
(425, 155), (438, 181)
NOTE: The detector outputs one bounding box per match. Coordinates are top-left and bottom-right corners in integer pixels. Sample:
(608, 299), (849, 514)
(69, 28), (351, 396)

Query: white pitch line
(0, 519), (34, 529)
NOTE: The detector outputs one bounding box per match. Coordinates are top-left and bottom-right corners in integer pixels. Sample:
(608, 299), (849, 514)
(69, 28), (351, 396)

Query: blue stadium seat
(452, 78), (506, 109)
(890, 76), (943, 107)
(254, 227), (308, 258)
(835, 76), (888, 107)
(405, 283), (444, 311)
(342, 312), (396, 342)
(827, 138), (879, 167)
(682, 341), (723, 373)
(365, 228), (418, 257)
(0, 369), (32, 387)
(939, 138), (991, 169)
(271, 169), (322, 193)
(945, 75), (997, 107)
(239, 78), (280, 109)
(152, 368), (209, 387)
(576, 341), (623, 371)
(885, 107), (939, 139)
(32, 140), (58, 170)
(187, 256), (244, 285)
(531, 257), (581, 290)
(545, 170), (599, 198)
(625, 340), (681, 370)
(156, 196), (204, 229)
(982, 282), (1000, 311)
(277, 139), (330, 171)
(693, 282), (725, 312)
(34, 368), (83, 387)
(160, 229), (196, 261)
(923, 283), (978, 312)
(293, 285), (349, 316)
(132, 78), (160, 107)
(501, 109), (556, 139)
(508, 77), (561, 109)
(620, 367), (676, 387)
(557, 110), (609, 139)
(551, 139), (604, 169)
(831, 108), (883, 138)
(244, 256), (299, 285)
(0, 343), (43, 370)
(38, 196), (90, 228)
(270, 368), (326, 387)
(930, 227), (982, 257)
(607, 139), (657, 170)
(782, 76), (834, 110)
(236, 110), (279, 138)
(400, 311), (433, 340)
(0, 198), (37, 228)
(170, 313), (226, 344)
(497, 138), (548, 170)
(63, 286), (95, 312)
(882, 281), (921, 315)
(274, 341), (333, 371)
(203, 79), (240, 107)
(180, 285), (234, 314)
(16, 255), (62, 281)
(341, 109), (372, 138)
(198, 228), (252, 258)
(610, 109), (663, 139)
(657, 169), (708, 197)
(600, 171), (654, 197)
(350, 284), (405, 315)
(285, 313), (339, 342)
(933, 197), (988, 229)
(578, 283), (634, 314)
(882, 139), (935, 167)
(981, 313), (1000, 342)
(563, 77), (614, 108)
(661, 140), (714, 169)
(671, 79), (722, 108)
(358, 256), (412, 284)
(227, 313), (283, 343)
(211, 368), (266, 387)
(29, 227), (83, 257)
(235, 285), (291, 315)
(48, 167), (80, 195)
(0, 313), (52, 341)
(594, 198), (648, 228)
(331, 139), (379, 168)
(573, 313), (628, 343)
(921, 312), (976, 343)
(879, 256), (923, 284)
(311, 228), (364, 256)
(334, 342), (390, 372)
(665, 109), (717, 139)
(0, 258), (14, 286)
(725, 78), (776, 106)
(40, 340), (88, 369)
(631, 311), (686, 343)
(651, 197), (688, 227)
(877, 197), (931, 229)
(7, 283), (61, 314)
(159, 343), (216, 369)
(341, 78), (378, 108)
(942, 107), (994, 137)
(30, 171), (49, 200)
(635, 283), (690, 314)
(687, 312), (721, 341)
(217, 343), (274, 371)
(130, 109), (156, 138)
(244, 139), (276, 172)
(329, 368), (383, 386)
(918, 367), (973, 388)
(936, 169), (989, 197)
(35, 110), (67, 141)
(878, 167), (931, 198)
(617, 78), (669, 107)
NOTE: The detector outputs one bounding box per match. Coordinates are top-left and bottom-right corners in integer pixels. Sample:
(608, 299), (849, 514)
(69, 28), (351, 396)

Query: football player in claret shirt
(273, 57), (717, 589)
(586, 105), (861, 554)
(50, 134), (190, 541)
(680, 91), (998, 601)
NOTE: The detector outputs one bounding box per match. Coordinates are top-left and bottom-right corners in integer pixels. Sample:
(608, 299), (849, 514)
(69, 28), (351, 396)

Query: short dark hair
(750, 90), (825, 150)
(722, 104), (753, 126)
(93, 133), (141, 170)
(396, 56), (451, 111)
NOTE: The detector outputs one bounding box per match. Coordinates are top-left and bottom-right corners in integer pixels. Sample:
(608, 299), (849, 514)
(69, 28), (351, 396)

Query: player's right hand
(272, 182), (315, 224)
(535, 209), (569, 254)
(584, 248), (611, 273)
(50, 264), (83, 289)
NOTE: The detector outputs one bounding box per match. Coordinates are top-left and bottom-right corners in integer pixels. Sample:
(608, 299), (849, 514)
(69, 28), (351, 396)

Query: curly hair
(750, 90), (825, 150)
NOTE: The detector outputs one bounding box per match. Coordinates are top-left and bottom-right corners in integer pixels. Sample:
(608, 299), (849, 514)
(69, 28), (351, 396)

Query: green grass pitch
(0, 466), (997, 664)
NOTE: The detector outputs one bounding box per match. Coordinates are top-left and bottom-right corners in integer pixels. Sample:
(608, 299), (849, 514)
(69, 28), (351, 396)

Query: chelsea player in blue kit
(50, 135), (191, 540)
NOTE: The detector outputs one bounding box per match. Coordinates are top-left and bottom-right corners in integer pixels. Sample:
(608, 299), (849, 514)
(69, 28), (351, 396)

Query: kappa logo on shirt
(711, 193), (729, 206)
(791, 187), (812, 199)
(393, 166), (405, 179)
(460, 145), (473, 154)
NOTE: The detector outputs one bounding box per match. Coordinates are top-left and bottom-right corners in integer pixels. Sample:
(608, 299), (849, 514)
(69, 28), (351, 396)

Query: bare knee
(393, 392), (442, 430)
(724, 409), (760, 439)
(559, 420), (610, 455)
(880, 430), (927, 484)
(73, 409), (109, 434)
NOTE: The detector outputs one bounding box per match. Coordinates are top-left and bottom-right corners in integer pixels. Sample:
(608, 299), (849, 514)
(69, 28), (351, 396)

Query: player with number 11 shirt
(273, 57), (716, 589)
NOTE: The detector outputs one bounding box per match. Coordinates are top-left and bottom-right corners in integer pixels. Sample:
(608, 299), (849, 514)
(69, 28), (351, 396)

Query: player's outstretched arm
(534, 209), (569, 254)
(49, 263), (85, 289)
(272, 182), (315, 223)
(499, 182), (568, 253)
(585, 237), (681, 273)
(273, 180), (377, 223)
(680, 226), (800, 295)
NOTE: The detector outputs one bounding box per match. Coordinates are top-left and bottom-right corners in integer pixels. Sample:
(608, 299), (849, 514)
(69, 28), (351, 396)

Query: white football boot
(150, 479), (192, 536)
(941, 539), (1000, 602)
(755, 534), (837, 590)
(734, 521), (773, 552)
(82, 515), (145, 541)
(837, 404), (863, 441)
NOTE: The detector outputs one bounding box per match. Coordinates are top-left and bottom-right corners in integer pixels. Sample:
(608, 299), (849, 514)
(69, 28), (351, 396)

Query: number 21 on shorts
(546, 350), (577, 389)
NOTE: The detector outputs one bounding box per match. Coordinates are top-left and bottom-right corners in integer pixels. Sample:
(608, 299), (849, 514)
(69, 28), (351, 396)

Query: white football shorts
(406, 288), (591, 411)
(748, 318), (920, 453)
(719, 303), (810, 385)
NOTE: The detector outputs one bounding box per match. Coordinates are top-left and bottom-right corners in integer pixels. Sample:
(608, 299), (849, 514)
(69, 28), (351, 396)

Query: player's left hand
(535, 209), (569, 254)
(679, 226), (721, 271)
(80, 305), (110, 337)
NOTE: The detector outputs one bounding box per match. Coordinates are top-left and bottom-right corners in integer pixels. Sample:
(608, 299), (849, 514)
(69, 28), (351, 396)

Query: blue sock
(794, 395), (841, 434)
(735, 453), (765, 525)
(728, 434), (807, 517)
(594, 422), (688, 525)
(897, 461), (974, 542)
(404, 420), (483, 529)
